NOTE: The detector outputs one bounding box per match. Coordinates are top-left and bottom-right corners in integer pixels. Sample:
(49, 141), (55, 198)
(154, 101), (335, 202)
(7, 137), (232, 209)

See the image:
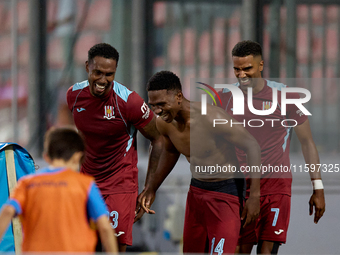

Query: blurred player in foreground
(217, 40), (325, 254)
(67, 43), (164, 252)
(139, 70), (261, 253)
(0, 127), (118, 253)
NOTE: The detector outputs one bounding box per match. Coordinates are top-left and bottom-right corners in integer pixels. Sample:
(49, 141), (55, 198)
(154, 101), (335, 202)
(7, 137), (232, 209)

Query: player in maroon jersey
(67, 43), (163, 252)
(217, 40), (325, 254)
(138, 70), (262, 254)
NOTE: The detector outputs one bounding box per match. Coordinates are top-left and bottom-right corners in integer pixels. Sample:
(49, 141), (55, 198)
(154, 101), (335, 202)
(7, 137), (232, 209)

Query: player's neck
(242, 78), (265, 95)
(47, 152), (83, 172)
(175, 98), (191, 124)
(252, 78), (265, 94)
(49, 159), (80, 172)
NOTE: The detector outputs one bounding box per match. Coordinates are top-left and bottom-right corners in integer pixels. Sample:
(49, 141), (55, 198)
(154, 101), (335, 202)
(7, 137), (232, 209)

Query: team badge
(296, 109), (304, 116)
(262, 101), (272, 110)
(104, 105), (115, 119)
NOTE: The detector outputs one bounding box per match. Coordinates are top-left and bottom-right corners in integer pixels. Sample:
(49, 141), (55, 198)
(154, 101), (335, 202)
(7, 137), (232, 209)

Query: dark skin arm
(138, 118), (181, 214)
(210, 108), (261, 227)
(294, 119), (325, 223)
(134, 116), (164, 222)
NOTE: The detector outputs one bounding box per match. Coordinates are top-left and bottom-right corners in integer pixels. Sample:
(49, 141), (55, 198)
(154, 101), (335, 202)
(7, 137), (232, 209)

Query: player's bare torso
(158, 102), (240, 182)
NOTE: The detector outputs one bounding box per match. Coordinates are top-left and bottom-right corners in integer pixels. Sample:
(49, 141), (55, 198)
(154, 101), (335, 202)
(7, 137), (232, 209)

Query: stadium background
(0, 0), (339, 254)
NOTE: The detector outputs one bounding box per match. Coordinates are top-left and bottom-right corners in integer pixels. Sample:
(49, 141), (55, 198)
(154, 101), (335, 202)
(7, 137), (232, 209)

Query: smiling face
(232, 54), (264, 93)
(86, 56), (117, 97)
(148, 89), (182, 123)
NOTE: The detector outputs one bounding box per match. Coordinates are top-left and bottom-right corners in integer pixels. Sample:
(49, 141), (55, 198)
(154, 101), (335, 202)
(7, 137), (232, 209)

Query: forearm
(301, 141), (322, 180)
(142, 119), (180, 192)
(245, 142), (261, 196)
(145, 151), (180, 192)
(0, 205), (15, 239)
(96, 216), (118, 253)
(295, 121), (325, 223)
(295, 120), (322, 180)
(144, 137), (164, 188)
(100, 229), (118, 254)
(239, 142), (261, 225)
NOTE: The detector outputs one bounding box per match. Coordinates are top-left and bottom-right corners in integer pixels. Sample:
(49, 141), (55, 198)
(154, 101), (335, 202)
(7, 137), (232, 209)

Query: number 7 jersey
(217, 80), (308, 196)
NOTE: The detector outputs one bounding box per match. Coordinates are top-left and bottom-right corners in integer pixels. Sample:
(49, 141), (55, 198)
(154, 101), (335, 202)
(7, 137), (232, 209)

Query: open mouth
(240, 78), (251, 86)
(95, 83), (106, 93)
(160, 113), (170, 122)
(96, 83), (106, 90)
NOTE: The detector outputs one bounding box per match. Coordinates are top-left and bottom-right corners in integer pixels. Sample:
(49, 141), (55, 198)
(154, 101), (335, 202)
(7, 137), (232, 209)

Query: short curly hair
(44, 127), (85, 162)
(147, 71), (182, 92)
(88, 43), (119, 64)
(232, 40), (262, 58)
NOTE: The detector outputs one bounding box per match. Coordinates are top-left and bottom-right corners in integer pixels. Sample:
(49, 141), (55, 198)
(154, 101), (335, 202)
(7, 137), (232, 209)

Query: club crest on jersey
(296, 109), (304, 116)
(262, 101), (272, 110)
(104, 105), (115, 119)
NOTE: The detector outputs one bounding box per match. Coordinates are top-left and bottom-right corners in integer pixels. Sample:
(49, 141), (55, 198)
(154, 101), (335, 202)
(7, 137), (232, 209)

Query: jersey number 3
(109, 211), (119, 229)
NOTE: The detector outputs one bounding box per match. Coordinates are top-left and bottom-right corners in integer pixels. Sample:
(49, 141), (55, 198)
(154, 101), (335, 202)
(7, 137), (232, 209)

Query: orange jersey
(6, 167), (107, 252)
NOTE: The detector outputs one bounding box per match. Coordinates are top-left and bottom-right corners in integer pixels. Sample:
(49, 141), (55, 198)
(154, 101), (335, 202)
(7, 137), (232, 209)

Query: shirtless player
(138, 70), (261, 253)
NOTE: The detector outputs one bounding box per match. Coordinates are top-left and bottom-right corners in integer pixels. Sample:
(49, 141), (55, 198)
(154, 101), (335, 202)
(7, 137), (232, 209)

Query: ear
(176, 91), (183, 103)
(71, 152), (84, 165)
(259, 60), (264, 72)
(43, 153), (52, 164)
(85, 61), (89, 73)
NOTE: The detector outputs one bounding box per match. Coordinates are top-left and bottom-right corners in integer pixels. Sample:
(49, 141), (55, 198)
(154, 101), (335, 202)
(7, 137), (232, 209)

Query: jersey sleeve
(66, 86), (74, 111)
(5, 178), (28, 216)
(87, 181), (108, 221)
(285, 92), (308, 125)
(216, 89), (229, 109)
(126, 91), (154, 129)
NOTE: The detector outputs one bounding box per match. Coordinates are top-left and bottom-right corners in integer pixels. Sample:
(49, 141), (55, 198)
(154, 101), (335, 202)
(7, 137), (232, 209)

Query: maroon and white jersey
(218, 80), (308, 196)
(67, 80), (153, 195)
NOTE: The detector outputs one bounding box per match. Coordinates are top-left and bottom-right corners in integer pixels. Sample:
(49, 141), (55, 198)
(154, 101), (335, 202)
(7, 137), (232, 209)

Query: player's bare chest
(167, 126), (190, 157)
(190, 124), (219, 158)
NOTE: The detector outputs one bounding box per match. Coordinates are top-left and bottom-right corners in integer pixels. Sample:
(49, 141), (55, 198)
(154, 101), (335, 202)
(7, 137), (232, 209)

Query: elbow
(301, 140), (316, 150)
(151, 136), (165, 151)
(1, 205), (16, 218)
(249, 139), (261, 155)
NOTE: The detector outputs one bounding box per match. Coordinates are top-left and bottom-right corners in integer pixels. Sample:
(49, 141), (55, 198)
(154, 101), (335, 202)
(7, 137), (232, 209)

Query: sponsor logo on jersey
(263, 101), (272, 110)
(77, 107), (86, 112)
(115, 231), (125, 237)
(274, 229), (284, 235)
(104, 105), (115, 119)
(141, 102), (150, 119)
